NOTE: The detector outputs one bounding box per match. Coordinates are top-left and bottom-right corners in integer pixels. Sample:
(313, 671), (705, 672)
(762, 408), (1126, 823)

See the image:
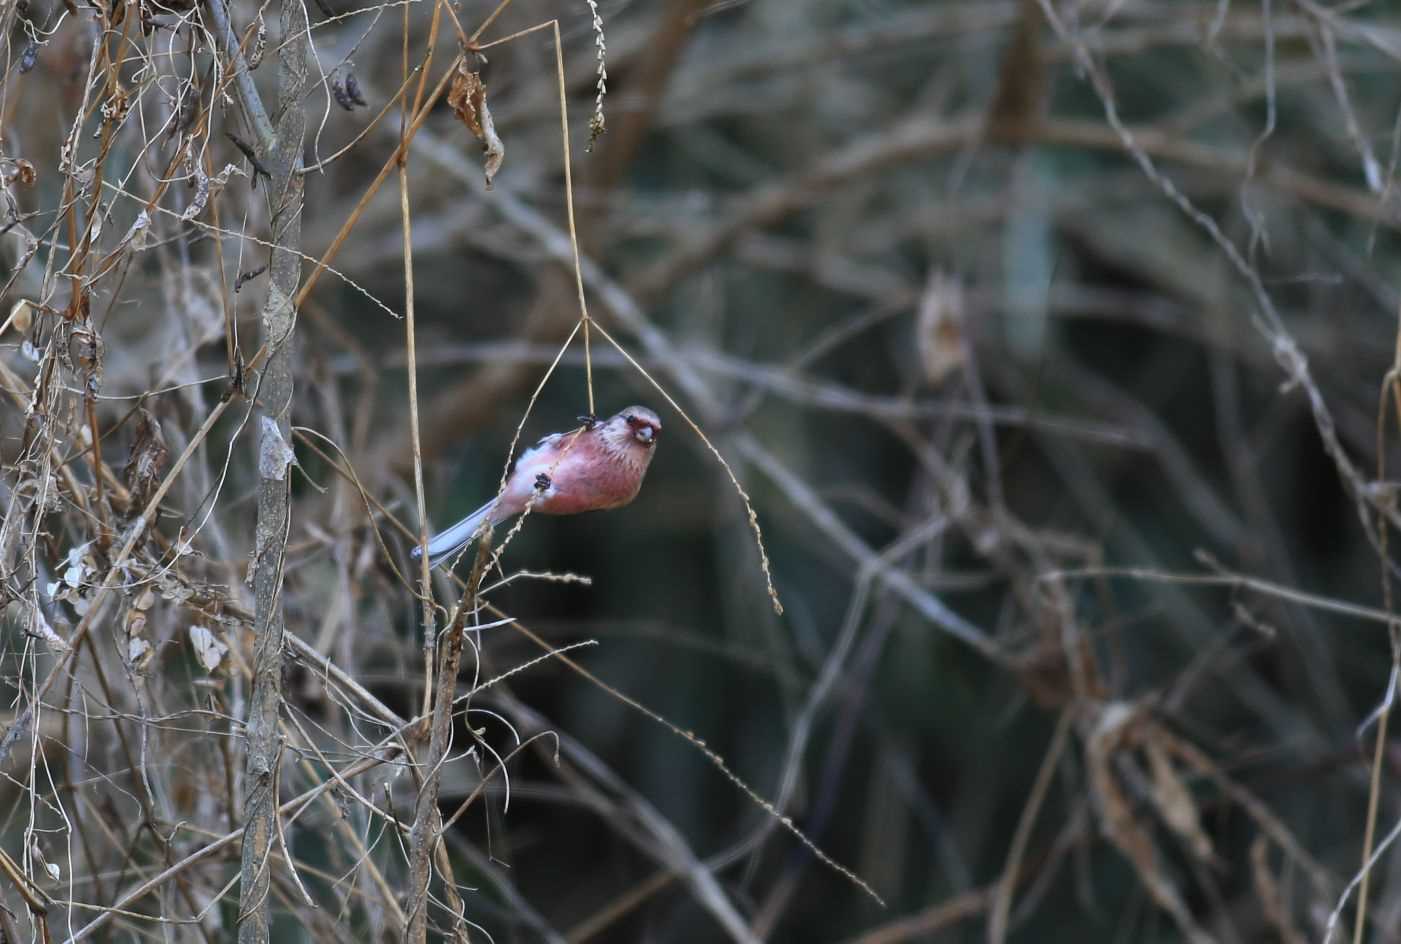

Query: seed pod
(332, 69), (367, 111)
(344, 72), (366, 106)
(331, 78), (354, 111)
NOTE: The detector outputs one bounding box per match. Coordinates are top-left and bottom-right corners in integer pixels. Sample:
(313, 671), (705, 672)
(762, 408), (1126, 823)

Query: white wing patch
(516, 434), (555, 470)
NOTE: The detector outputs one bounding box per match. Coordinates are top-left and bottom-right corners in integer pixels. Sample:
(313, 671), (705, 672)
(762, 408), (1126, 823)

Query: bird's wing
(412, 498), (496, 569)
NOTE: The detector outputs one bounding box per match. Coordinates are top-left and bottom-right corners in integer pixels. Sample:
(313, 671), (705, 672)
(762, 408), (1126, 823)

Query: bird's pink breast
(505, 432), (648, 517)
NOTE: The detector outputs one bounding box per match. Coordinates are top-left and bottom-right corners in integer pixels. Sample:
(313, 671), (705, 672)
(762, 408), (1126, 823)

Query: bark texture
(235, 0), (308, 937)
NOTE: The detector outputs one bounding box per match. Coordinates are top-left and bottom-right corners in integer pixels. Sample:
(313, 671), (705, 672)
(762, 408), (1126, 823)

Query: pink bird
(413, 406), (662, 568)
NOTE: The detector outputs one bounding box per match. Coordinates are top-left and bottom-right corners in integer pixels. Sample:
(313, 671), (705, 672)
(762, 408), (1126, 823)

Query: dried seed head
(585, 0), (607, 152)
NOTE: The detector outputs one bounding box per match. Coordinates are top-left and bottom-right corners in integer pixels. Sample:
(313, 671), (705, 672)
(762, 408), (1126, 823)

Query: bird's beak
(637, 426), (654, 445)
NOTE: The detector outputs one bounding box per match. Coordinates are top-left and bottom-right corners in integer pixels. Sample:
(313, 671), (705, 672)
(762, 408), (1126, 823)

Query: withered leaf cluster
(446, 58), (504, 189)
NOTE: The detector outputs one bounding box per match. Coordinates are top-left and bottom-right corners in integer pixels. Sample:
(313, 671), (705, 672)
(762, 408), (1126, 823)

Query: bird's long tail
(411, 499), (497, 569)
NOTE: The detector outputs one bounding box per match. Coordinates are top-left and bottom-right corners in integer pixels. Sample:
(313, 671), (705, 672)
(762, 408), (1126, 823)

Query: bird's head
(599, 405), (662, 454)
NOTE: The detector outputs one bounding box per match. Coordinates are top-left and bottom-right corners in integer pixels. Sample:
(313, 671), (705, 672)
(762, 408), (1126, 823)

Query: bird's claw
(534, 473), (552, 491)
(577, 413), (599, 430)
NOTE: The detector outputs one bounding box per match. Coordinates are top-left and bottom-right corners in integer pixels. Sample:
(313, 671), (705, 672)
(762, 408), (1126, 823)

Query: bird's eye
(623, 414), (635, 424)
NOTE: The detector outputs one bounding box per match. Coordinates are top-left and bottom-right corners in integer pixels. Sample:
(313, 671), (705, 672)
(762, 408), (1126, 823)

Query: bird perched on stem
(413, 406), (662, 569)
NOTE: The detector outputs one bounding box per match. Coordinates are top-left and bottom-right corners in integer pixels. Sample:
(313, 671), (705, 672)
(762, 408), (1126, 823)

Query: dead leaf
(100, 83), (131, 129)
(917, 272), (966, 385)
(62, 546), (90, 589)
(124, 408), (169, 510)
(188, 625), (228, 674)
(182, 163), (244, 222)
(127, 636), (152, 670)
(448, 65), (484, 136)
(1145, 738), (1215, 863)
(447, 61), (504, 189)
(1086, 702), (1213, 944)
(7, 299), (32, 336)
